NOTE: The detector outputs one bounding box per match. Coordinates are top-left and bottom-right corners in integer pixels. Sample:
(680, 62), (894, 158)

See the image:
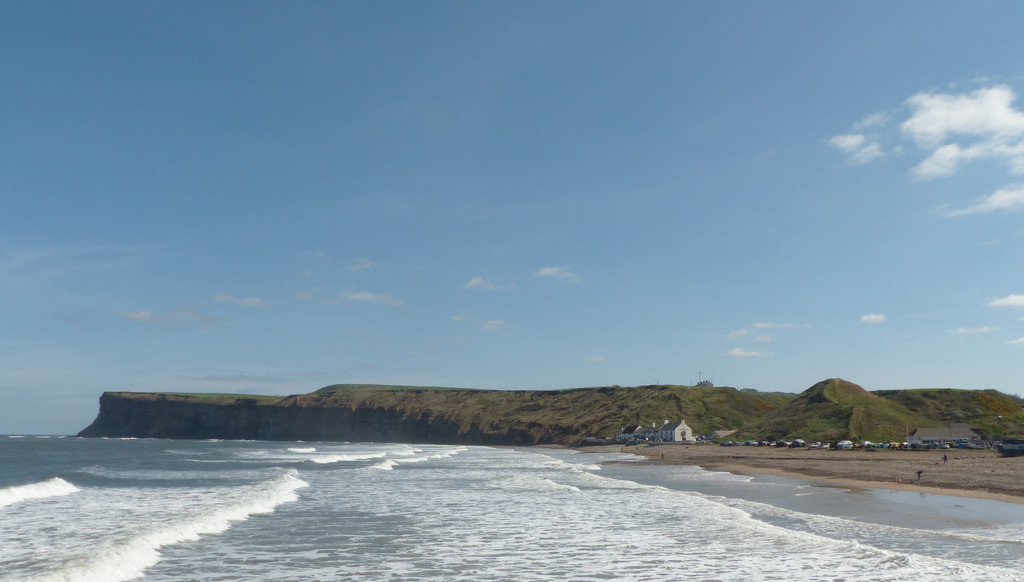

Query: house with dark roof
(615, 425), (643, 442)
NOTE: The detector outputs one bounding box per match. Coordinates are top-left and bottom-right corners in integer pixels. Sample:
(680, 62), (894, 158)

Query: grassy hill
(89, 380), (1024, 444)
(735, 378), (938, 442)
(305, 383), (794, 441)
(873, 388), (1024, 439)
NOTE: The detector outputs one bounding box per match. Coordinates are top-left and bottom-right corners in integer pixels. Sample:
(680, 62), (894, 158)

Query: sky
(3, 2), (1024, 434)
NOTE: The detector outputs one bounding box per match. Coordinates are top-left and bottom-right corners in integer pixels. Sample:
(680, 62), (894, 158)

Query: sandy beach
(587, 443), (1024, 504)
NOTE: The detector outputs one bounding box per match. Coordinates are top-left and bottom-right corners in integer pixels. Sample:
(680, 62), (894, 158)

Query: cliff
(77, 384), (793, 445)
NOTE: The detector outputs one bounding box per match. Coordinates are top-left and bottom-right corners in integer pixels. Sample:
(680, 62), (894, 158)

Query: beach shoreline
(582, 443), (1024, 505)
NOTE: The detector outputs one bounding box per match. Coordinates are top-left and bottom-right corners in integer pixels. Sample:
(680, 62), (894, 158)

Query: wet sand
(588, 443), (1024, 504)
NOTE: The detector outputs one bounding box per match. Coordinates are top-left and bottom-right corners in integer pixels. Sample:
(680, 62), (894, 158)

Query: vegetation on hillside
(118, 379), (1024, 444)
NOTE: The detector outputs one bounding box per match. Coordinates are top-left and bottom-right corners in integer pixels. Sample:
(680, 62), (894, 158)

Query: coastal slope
(77, 384), (791, 445)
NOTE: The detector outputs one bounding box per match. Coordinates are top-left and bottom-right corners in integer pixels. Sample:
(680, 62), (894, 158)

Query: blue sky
(3, 3), (1024, 434)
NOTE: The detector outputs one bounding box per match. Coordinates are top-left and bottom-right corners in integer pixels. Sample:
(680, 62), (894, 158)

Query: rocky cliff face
(77, 391), (557, 445)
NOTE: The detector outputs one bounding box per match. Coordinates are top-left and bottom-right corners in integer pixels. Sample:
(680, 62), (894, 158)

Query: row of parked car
(719, 439), (988, 450)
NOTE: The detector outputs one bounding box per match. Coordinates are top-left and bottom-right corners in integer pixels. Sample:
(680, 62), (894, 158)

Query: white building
(656, 419), (694, 442)
(907, 423), (981, 446)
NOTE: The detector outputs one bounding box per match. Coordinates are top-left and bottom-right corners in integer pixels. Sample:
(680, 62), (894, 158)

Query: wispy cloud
(860, 313), (887, 324)
(988, 293), (1024, 308)
(727, 329), (750, 338)
(452, 314), (505, 331)
(829, 134), (884, 165)
(938, 185), (1024, 217)
(295, 287), (404, 307)
(116, 307), (229, 330)
(586, 356), (605, 362)
(533, 266), (580, 283)
(179, 374), (287, 384)
(118, 309), (156, 323)
(334, 291), (404, 307)
(756, 335), (772, 342)
(0, 246), (137, 293)
(952, 326), (997, 335)
(212, 294), (267, 307)
(725, 347), (774, 357)
(350, 258), (380, 270)
(753, 322), (800, 329)
(464, 277), (515, 291)
(1009, 337), (1024, 345)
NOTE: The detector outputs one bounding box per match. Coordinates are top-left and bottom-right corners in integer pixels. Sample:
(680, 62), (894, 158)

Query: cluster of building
(615, 419), (694, 443)
(611, 420), (986, 448)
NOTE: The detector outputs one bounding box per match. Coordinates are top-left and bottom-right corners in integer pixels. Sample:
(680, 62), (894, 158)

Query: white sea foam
(287, 447), (316, 453)
(369, 459), (398, 471)
(307, 452), (387, 464)
(0, 477), (79, 509)
(24, 470), (308, 582)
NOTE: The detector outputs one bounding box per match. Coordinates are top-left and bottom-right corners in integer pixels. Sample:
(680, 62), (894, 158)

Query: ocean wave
(0, 477), (79, 509)
(24, 470), (308, 582)
(369, 459), (399, 471)
(307, 452), (387, 464)
(287, 447), (316, 453)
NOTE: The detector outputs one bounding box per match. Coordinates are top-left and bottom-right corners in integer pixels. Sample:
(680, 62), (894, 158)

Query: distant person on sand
(943, 454), (948, 463)
(917, 470), (923, 481)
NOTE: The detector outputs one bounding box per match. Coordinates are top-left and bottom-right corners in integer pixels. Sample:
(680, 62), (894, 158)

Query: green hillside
(99, 379), (1024, 444)
(735, 378), (938, 442)
(873, 388), (1024, 439)
(305, 383), (794, 441)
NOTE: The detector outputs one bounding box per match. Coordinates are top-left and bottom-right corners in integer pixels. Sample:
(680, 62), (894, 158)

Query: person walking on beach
(943, 454), (948, 463)
(917, 470), (923, 481)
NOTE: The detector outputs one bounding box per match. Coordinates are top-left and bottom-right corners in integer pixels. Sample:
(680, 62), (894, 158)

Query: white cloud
(1009, 337), (1024, 345)
(829, 134), (884, 166)
(756, 335), (772, 342)
(350, 258), (380, 270)
(860, 313), (887, 324)
(753, 322), (796, 329)
(854, 112), (889, 130)
(902, 86), (1024, 147)
(900, 86), (1024, 180)
(829, 134), (866, 153)
(213, 294), (267, 307)
(335, 291), (404, 307)
(988, 293), (1024, 307)
(848, 142), (884, 165)
(464, 277), (515, 290)
(118, 309), (156, 322)
(116, 308), (228, 330)
(727, 329), (750, 338)
(952, 326), (997, 335)
(940, 185), (1024, 217)
(725, 347), (773, 357)
(586, 356), (606, 362)
(294, 287), (322, 301)
(452, 314), (505, 331)
(533, 266), (580, 282)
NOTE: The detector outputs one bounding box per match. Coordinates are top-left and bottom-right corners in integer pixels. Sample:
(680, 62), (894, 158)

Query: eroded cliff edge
(77, 384), (794, 445)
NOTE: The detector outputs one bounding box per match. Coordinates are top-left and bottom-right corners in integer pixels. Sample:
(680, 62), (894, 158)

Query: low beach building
(615, 425), (643, 442)
(907, 423), (982, 446)
(616, 420), (695, 442)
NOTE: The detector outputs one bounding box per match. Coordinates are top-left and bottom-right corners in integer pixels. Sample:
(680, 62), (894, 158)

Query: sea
(2, 437), (1024, 582)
